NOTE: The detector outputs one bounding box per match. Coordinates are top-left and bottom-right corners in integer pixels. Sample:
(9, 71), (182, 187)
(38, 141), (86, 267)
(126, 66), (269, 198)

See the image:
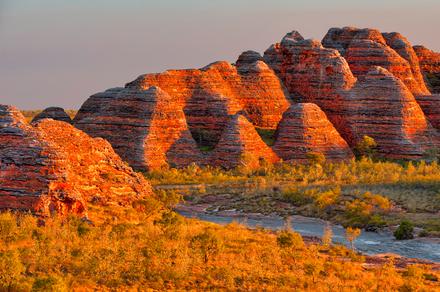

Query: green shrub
(394, 220), (414, 240)
(366, 214), (387, 230)
(276, 231), (305, 249)
(282, 189), (312, 206)
(77, 221), (91, 237)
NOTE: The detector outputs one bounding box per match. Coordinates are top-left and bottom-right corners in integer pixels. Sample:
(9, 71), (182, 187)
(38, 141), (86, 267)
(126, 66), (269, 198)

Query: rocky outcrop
(31, 107), (73, 124)
(415, 94), (440, 130)
(208, 114), (279, 169)
(126, 56), (290, 146)
(413, 45), (440, 93)
(322, 27), (430, 96)
(345, 67), (439, 158)
(0, 105), (69, 215)
(74, 87), (203, 171)
(273, 103), (353, 162)
(35, 27), (440, 168)
(264, 29), (439, 158)
(263, 31), (356, 140)
(0, 105), (153, 217)
(382, 32), (428, 94)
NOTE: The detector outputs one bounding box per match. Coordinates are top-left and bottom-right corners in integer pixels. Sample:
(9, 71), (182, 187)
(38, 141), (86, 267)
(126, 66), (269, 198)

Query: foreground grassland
(147, 159), (440, 237)
(1, 209), (439, 291)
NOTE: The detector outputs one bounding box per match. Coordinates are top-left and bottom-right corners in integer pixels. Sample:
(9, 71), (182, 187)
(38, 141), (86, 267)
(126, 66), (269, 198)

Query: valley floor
(149, 159), (440, 238)
(1, 159), (440, 291)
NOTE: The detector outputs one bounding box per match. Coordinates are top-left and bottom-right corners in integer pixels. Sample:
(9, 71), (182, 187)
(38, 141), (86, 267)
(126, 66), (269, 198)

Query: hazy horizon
(1, 0), (439, 110)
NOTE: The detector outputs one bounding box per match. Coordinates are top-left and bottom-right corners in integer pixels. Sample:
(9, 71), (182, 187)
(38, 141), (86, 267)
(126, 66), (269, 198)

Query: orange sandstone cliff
(74, 86), (203, 171)
(0, 105), (153, 217)
(273, 103), (354, 162)
(208, 114), (279, 169)
(125, 53), (291, 146)
(322, 27), (430, 96)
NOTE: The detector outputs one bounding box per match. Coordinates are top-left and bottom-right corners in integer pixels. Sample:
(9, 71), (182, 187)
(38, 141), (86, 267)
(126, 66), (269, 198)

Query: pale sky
(1, 0), (439, 109)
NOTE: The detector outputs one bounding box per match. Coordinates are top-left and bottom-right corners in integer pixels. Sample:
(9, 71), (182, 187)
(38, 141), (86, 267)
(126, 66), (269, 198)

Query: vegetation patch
(149, 159), (440, 236)
(1, 210), (439, 290)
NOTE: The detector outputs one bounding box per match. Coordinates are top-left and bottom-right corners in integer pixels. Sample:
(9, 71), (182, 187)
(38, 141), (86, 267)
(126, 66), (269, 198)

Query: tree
(322, 223), (333, 247)
(354, 135), (377, 159)
(394, 220), (414, 240)
(345, 227), (361, 250)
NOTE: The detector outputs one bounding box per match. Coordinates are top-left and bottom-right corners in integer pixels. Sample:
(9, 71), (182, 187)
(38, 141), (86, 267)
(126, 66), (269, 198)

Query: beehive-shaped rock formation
(413, 45), (440, 94)
(322, 27), (430, 96)
(208, 114), (279, 169)
(31, 107), (73, 124)
(0, 105), (153, 217)
(263, 31), (356, 139)
(273, 103), (354, 162)
(74, 86), (203, 171)
(414, 94), (440, 131)
(126, 56), (291, 146)
(345, 67), (439, 158)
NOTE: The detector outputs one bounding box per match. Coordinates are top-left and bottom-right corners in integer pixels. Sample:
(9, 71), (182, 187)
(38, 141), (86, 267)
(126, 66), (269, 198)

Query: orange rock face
(74, 87), (203, 171)
(264, 29), (439, 159)
(413, 45), (440, 94)
(382, 32), (429, 94)
(345, 67), (439, 158)
(18, 26), (439, 172)
(415, 94), (440, 131)
(273, 103), (354, 162)
(208, 114), (279, 169)
(263, 31), (356, 140)
(322, 27), (430, 96)
(31, 107), (73, 124)
(126, 54), (291, 146)
(0, 105), (152, 217)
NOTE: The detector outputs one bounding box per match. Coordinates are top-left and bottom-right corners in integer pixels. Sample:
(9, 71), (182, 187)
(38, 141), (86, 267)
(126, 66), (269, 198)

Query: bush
(32, 276), (68, 292)
(154, 211), (182, 228)
(345, 227), (361, 250)
(276, 231), (305, 249)
(0, 250), (25, 289)
(394, 220), (414, 240)
(190, 229), (222, 263)
(306, 152), (326, 166)
(314, 186), (341, 210)
(354, 136), (377, 159)
(155, 189), (183, 208)
(365, 214), (387, 231)
(281, 188), (314, 206)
